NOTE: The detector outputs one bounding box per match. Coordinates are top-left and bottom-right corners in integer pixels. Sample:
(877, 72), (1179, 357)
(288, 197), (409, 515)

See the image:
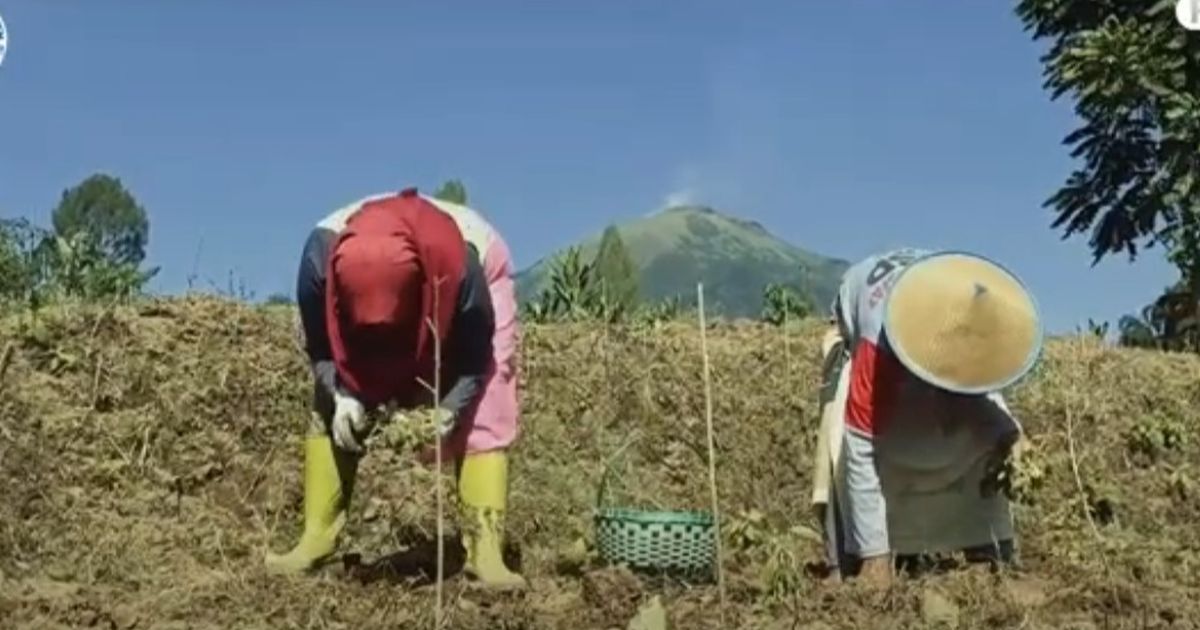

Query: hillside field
(1, 297), (1198, 629)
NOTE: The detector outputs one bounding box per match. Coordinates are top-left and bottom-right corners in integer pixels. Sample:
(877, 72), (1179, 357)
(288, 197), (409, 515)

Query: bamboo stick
(696, 283), (727, 625)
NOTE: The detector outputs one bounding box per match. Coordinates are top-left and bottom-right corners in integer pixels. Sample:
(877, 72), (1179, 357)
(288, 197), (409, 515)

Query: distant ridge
(515, 205), (850, 318)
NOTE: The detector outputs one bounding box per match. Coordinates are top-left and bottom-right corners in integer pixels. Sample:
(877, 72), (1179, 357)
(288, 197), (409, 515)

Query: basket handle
(595, 429), (642, 512)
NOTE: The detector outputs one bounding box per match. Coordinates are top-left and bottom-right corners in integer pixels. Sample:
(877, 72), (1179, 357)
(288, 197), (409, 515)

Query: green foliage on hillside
(1117, 282), (1200, 351)
(432, 179), (469, 205)
(761, 283), (811, 326)
(1, 174), (157, 310)
(592, 225), (640, 313)
(520, 245), (687, 326)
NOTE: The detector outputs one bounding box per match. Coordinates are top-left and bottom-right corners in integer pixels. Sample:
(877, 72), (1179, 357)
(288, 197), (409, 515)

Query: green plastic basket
(592, 434), (716, 576)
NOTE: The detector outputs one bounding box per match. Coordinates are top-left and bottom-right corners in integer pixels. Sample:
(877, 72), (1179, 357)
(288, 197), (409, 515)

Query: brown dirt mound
(0, 296), (1197, 629)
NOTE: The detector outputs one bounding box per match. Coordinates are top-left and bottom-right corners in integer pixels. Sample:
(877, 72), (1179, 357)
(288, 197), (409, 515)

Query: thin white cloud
(656, 48), (785, 216)
(662, 188), (696, 208)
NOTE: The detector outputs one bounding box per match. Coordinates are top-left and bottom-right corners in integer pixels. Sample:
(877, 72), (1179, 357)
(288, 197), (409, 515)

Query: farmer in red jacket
(265, 188), (524, 589)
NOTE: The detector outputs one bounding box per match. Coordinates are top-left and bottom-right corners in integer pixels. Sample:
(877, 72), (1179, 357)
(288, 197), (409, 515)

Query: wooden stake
(697, 283), (727, 625)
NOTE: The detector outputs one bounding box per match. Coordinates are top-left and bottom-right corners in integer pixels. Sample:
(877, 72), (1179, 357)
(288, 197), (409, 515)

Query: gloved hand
(431, 407), (457, 437)
(413, 408), (461, 467)
(331, 388), (370, 453)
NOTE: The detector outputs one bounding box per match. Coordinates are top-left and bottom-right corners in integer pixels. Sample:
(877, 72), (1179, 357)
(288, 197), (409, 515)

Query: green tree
(1118, 282), (1200, 351)
(0, 218), (46, 304)
(52, 173), (150, 266)
(0, 223), (24, 298)
(2, 213), (155, 307)
(761, 283), (810, 326)
(1016, 0), (1200, 322)
(1119, 312), (1158, 349)
(432, 179), (468, 205)
(264, 292), (294, 305)
(592, 225), (640, 313)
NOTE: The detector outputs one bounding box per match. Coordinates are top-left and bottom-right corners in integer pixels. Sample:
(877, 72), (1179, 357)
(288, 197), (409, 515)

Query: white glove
(431, 407), (456, 437)
(331, 389), (369, 453)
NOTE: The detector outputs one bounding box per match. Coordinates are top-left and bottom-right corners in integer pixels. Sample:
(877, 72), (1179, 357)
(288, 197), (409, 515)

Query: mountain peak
(658, 204), (769, 236)
(516, 206), (849, 317)
(661, 204), (718, 215)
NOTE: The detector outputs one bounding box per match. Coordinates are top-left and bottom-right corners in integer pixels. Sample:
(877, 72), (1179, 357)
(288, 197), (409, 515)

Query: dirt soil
(1, 297), (1198, 629)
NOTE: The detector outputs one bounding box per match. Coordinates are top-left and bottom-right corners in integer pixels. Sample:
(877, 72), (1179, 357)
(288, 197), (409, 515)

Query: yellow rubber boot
(265, 432), (357, 574)
(458, 451), (527, 589)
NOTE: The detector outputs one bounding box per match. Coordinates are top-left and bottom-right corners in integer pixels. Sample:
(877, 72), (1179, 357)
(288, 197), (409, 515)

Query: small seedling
(1167, 471), (1194, 502)
(373, 407), (442, 453)
(1126, 414), (1188, 464)
(726, 509), (769, 552)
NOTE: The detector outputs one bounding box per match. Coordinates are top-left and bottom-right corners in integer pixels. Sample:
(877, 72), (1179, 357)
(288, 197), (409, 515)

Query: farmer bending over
(811, 249), (1041, 585)
(265, 187), (525, 588)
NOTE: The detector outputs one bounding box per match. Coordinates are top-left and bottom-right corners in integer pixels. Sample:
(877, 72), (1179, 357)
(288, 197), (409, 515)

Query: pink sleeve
(483, 233), (519, 380)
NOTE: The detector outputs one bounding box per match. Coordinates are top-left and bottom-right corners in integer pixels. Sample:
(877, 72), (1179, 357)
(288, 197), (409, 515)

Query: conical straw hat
(882, 251), (1042, 394)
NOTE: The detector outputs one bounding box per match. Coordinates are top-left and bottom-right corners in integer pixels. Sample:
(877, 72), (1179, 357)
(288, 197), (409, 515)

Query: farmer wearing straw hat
(811, 248), (1040, 585)
(264, 187), (525, 588)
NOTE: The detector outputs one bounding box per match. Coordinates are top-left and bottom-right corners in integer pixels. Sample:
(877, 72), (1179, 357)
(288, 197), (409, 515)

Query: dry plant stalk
(414, 276), (447, 630)
(1066, 335), (1121, 616)
(782, 309), (791, 380)
(696, 283), (727, 627)
(0, 341), (14, 442)
(0, 341), (14, 393)
(431, 277), (445, 630)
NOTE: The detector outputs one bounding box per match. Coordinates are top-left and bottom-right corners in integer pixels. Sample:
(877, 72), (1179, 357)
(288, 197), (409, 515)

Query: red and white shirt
(831, 248), (1020, 559)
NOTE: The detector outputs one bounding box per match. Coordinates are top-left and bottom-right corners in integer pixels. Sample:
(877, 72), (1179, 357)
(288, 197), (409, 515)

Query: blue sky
(0, 1), (1176, 333)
